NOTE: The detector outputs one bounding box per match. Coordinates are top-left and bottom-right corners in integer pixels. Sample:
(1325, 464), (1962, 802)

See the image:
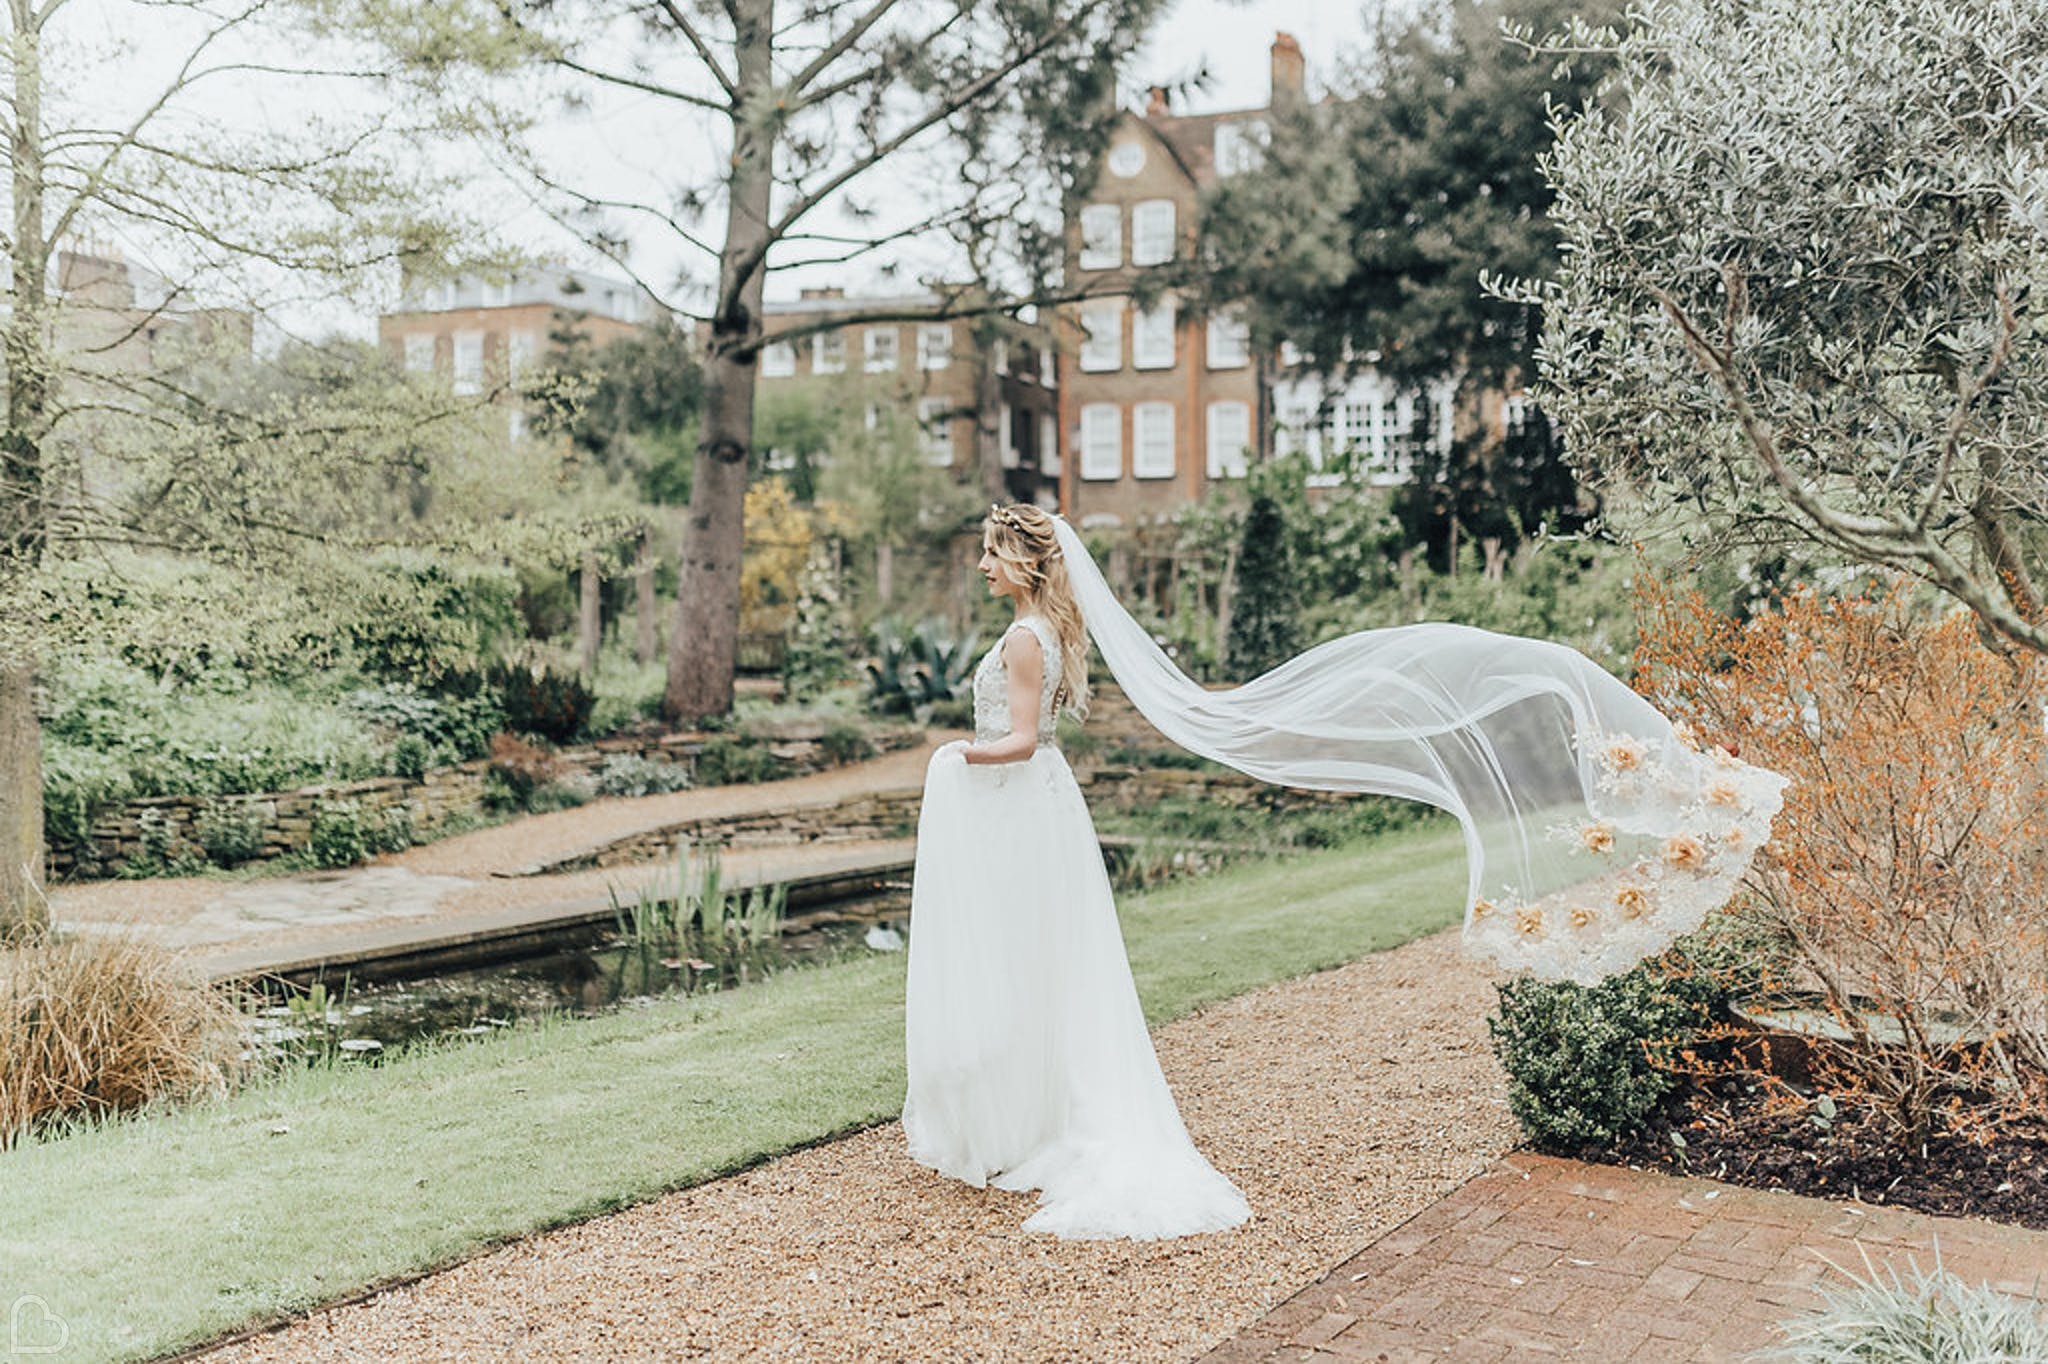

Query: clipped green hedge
(1485, 915), (1783, 1151)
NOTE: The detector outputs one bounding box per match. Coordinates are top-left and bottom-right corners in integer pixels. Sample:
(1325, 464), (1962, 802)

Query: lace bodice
(971, 613), (1063, 745)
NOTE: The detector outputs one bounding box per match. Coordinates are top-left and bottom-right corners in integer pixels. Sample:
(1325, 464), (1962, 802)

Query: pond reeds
(610, 841), (788, 996)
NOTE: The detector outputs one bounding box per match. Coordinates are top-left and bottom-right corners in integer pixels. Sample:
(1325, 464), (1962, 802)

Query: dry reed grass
(0, 930), (249, 1146)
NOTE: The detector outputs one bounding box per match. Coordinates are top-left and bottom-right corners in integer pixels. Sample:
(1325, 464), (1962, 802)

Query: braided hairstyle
(982, 503), (1091, 720)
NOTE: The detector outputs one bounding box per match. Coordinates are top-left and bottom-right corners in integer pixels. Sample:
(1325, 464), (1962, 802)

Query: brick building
(55, 246), (254, 373)
(1056, 33), (1467, 528)
(48, 246), (254, 507)
(379, 266), (658, 437)
(754, 288), (1063, 507)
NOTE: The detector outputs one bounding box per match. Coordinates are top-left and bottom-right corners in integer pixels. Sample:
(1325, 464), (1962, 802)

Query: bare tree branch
(1652, 281), (1912, 545)
(784, 0), (907, 97)
(549, 50), (728, 112)
(1915, 285), (2018, 533)
(654, 0), (738, 102)
(789, 2), (973, 113)
(1653, 280), (2048, 655)
(751, 272), (1137, 351)
(730, 0), (1105, 296)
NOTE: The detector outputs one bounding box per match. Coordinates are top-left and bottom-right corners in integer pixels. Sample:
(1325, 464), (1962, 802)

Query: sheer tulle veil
(1047, 514), (1787, 985)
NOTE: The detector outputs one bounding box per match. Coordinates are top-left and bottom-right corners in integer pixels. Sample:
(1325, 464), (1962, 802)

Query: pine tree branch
(784, 0), (908, 98)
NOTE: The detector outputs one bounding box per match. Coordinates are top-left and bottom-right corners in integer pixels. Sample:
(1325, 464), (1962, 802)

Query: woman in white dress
(900, 502), (1252, 1241)
(900, 502), (1788, 1239)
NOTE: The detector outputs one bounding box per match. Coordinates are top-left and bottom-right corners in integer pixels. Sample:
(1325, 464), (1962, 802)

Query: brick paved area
(1200, 1154), (2048, 1363)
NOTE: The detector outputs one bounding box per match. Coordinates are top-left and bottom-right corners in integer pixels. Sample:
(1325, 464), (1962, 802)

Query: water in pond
(246, 889), (911, 1061)
(243, 839), (1243, 1063)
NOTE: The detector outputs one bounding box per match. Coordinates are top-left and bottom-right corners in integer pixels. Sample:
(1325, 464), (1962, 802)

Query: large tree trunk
(663, 0), (774, 724)
(578, 549), (601, 677)
(635, 526), (657, 666)
(0, 665), (44, 938)
(1, 1), (50, 936)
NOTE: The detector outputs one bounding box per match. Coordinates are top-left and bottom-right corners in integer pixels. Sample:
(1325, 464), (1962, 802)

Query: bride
(901, 502), (1787, 1241)
(900, 502), (1252, 1240)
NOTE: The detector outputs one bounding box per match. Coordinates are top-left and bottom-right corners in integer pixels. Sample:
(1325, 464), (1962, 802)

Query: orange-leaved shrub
(1, 931), (249, 1146)
(1636, 579), (2048, 1149)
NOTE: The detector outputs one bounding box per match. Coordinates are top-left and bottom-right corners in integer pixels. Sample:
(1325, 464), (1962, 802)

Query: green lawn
(0, 819), (1466, 1363)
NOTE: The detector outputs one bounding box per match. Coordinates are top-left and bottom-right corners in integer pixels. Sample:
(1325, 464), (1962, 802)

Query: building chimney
(1146, 84), (1170, 117)
(1270, 32), (1305, 104)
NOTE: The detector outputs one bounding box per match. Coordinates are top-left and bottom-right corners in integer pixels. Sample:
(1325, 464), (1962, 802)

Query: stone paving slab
(1198, 1154), (2048, 1364)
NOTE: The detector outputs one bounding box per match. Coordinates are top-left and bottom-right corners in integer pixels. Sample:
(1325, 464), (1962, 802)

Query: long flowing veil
(1049, 515), (1787, 985)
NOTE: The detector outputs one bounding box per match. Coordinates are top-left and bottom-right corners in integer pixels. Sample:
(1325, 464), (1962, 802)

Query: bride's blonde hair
(983, 503), (1090, 720)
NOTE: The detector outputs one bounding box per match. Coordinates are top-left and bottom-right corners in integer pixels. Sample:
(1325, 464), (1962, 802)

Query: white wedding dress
(900, 612), (1252, 1240)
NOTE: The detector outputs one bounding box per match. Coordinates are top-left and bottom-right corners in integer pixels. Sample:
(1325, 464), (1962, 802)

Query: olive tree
(1512, 0), (2048, 649)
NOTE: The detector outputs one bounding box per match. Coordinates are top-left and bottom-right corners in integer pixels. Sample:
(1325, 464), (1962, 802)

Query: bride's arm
(962, 629), (1042, 765)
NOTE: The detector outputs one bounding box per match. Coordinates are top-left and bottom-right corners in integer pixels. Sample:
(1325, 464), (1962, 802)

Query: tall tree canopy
(1200, 0), (1619, 562)
(345, 0), (1170, 722)
(0, 0), (506, 932)
(1520, 0), (2048, 654)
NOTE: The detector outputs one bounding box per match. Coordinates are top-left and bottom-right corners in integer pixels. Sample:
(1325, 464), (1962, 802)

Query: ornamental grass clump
(1766, 1249), (2048, 1363)
(1637, 579), (2048, 1149)
(0, 932), (249, 1146)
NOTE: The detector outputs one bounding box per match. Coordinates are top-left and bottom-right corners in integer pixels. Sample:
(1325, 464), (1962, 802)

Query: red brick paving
(1198, 1154), (2048, 1363)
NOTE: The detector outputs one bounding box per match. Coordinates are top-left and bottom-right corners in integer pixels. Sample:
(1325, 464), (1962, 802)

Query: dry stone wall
(56, 725), (924, 880)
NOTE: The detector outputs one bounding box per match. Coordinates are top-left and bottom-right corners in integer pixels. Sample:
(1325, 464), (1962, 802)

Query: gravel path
(202, 928), (1517, 1363)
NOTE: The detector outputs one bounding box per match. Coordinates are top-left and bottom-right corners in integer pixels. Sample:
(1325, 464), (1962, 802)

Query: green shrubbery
(818, 720), (874, 766)
(487, 659), (595, 743)
(1488, 968), (1712, 1149)
(1225, 492), (1304, 680)
(693, 735), (781, 786)
(1486, 922), (1765, 1149)
(41, 658), (388, 856)
(863, 617), (978, 718)
(587, 653), (667, 736)
(306, 800), (412, 869)
(593, 753), (692, 798)
(194, 799), (269, 868)
(783, 543), (854, 702)
(334, 554), (523, 689)
(1303, 536), (1637, 676)
(343, 682), (504, 769)
(1093, 788), (1432, 853)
